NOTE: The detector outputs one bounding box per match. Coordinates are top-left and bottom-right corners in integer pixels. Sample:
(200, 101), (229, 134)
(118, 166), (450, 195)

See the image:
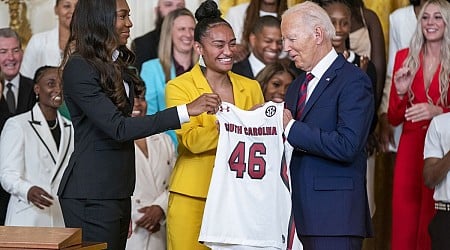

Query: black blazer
(0, 98), (9, 132)
(16, 75), (36, 114)
(58, 55), (181, 199)
(231, 57), (255, 79)
(131, 29), (160, 73)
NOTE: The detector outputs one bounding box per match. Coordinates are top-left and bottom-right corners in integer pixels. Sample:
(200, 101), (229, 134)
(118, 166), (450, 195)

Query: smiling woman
(139, 8), (197, 147)
(0, 65), (74, 228)
(165, 1), (264, 249)
(56, 0), (220, 249)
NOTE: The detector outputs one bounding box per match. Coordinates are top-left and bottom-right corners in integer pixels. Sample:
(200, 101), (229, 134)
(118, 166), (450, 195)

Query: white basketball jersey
(199, 101), (297, 249)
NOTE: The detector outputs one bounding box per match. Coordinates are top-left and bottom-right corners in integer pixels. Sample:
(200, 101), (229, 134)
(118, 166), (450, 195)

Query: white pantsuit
(0, 104), (73, 227)
(126, 133), (176, 250)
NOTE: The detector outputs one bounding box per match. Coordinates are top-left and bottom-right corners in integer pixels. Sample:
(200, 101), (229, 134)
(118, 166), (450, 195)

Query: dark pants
(0, 188), (10, 225)
(299, 236), (363, 250)
(429, 210), (450, 250)
(60, 198), (131, 250)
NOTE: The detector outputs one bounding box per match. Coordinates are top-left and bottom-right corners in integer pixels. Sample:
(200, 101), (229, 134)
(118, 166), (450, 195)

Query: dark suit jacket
(131, 29), (160, 73)
(231, 57), (255, 79)
(1, 75), (36, 122)
(285, 54), (374, 237)
(0, 98), (9, 132)
(15, 75), (36, 114)
(57, 55), (181, 199)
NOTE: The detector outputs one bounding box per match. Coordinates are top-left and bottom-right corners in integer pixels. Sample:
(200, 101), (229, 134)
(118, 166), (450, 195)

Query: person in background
(379, 0), (429, 153)
(232, 15), (283, 79)
(225, 0), (287, 62)
(165, 1), (264, 249)
(0, 66), (73, 227)
(0, 27), (36, 226)
(255, 61), (296, 101)
(375, 1), (429, 247)
(57, 0), (221, 249)
(132, 0), (185, 73)
(0, 28), (36, 118)
(346, 0), (386, 109)
(125, 83), (176, 250)
(19, 0), (78, 120)
(281, 1), (374, 249)
(387, 1), (450, 250)
(423, 112), (450, 250)
(20, 0), (78, 79)
(140, 7), (197, 146)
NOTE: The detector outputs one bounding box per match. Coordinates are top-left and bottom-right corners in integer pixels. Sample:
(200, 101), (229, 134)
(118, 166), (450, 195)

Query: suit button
(167, 160), (170, 165)
(163, 181), (166, 185)
(136, 199), (141, 204)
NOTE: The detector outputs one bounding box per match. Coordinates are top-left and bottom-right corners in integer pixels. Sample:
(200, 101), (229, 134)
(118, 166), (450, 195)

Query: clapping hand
(27, 186), (53, 209)
(405, 103), (443, 122)
(393, 67), (413, 96)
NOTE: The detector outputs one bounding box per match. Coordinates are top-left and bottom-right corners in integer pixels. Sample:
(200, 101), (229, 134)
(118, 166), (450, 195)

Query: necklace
(48, 119), (59, 130)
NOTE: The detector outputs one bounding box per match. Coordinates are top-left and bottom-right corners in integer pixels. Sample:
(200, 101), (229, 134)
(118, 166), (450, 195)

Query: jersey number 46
(228, 141), (266, 179)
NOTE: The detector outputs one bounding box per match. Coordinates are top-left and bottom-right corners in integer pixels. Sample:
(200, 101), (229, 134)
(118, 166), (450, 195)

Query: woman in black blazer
(57, 0), (220, 249)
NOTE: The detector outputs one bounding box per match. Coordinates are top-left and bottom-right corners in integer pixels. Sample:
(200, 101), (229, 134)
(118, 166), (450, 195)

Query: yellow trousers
(167, 192), (210, 250)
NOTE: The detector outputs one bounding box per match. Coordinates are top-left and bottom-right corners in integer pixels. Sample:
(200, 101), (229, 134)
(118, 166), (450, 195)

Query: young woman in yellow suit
(165, 1), (264, 249)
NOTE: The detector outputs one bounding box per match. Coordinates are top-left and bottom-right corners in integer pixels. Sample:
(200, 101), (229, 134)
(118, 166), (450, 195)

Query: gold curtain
(220, 0), (411, 46)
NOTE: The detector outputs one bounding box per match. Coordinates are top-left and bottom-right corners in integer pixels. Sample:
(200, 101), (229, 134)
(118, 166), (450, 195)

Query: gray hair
(282, 1), (335, 40)
(0, 28), (22, 49)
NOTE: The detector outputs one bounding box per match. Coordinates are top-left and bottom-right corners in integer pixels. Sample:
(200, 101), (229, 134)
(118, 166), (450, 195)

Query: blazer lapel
(28, 105), (58, 164)
(286, 76), (303, 116)
(300, 56), (345, 121)
(51, 114), (73, 185)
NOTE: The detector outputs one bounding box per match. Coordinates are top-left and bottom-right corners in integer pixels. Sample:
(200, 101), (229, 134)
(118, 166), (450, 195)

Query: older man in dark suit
(281, 2), (374, 250)
(0, 28), (36, 225)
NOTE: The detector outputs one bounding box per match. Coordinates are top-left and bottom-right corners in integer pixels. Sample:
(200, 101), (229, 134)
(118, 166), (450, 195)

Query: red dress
(388, 48), (450, 250)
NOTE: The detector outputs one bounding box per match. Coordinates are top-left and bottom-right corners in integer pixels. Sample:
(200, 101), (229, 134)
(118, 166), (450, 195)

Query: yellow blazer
(165, 64), (264, 198)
